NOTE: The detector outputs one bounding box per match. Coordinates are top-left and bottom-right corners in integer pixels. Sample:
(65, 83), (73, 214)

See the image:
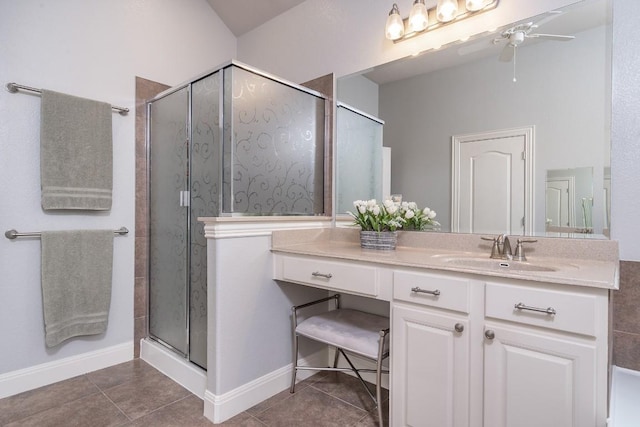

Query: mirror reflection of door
(452, 127), (534, 235)
(545, 177), (575, 228)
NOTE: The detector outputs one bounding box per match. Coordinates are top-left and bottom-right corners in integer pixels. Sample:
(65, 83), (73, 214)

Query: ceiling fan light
(385, 3), (405, 41)
(436, 0), (459, 22)
(409, 0), (429, 33)
(465, 0), (485, 12)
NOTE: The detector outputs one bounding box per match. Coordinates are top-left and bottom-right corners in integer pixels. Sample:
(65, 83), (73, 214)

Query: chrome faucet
(481, 234), (513, 259)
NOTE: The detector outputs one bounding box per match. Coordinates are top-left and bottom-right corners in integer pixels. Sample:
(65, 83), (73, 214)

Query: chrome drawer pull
(514, 302), (556, 316)
(311, 271), (333, 279)
(411, 286), (441, 296)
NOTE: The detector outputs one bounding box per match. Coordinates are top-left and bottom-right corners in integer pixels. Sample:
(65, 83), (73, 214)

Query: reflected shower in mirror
(545, 167), (595, 236)
(335, 103), (384, 214)
(336, 0), (611, 238)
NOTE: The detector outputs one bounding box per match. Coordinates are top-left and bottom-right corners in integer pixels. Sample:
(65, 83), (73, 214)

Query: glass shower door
(148, 87), (189, 356)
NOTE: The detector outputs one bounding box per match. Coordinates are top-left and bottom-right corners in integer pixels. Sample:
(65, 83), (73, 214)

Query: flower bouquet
(398, 201), (440, 231)
(348, 199), (439, 249)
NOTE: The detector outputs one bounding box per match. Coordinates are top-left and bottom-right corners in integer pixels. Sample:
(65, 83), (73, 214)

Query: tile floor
(0, 359), (388, 426)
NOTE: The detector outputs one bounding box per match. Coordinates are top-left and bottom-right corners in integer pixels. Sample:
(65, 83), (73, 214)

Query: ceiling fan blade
(527, 33), (575, 41)
(499, 44), (514, 62)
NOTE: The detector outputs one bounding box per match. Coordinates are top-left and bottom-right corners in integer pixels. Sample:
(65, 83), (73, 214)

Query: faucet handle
(513, 238), (537, 261)
(481, 236), (503, 259)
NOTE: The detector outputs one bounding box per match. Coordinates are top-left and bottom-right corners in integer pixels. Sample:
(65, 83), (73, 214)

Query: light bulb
(436, 0), (458, 22)
(466, 0), (485, 11)
(408, 0), (428, 33)
(385, 3), (405, 41)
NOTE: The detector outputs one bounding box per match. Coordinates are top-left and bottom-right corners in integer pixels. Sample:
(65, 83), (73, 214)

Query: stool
(290, 294), (390, 426)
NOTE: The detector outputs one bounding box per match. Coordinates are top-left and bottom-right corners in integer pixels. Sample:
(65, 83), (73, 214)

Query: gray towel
(40, 90), (113, 210)
(41, 230), (114, 347)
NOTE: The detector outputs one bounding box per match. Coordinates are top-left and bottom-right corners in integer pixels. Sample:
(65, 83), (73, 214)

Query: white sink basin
(435, 255), (572, 273)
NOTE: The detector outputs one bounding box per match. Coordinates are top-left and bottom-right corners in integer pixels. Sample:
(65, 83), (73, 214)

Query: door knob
(454, 323), (464, 333)
(484, 329), (495, 340)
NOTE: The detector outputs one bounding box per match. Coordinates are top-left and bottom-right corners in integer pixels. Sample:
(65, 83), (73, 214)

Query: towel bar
(5, 227), (129, 240)
(6, 82), (129, 115)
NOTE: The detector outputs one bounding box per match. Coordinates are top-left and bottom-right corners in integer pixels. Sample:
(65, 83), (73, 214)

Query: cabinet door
(392, 304), (470, 427)
(483, 323), (597, 427)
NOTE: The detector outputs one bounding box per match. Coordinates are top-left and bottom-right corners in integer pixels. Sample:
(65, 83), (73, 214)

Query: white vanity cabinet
(391, 270), (474, 427)
(391, 272), (609, 427)
(271, 232), (614, 427)
(482, 281), (608, 427)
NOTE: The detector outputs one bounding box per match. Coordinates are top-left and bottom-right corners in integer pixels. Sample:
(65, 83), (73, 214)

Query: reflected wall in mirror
(336, 0), (611, 238)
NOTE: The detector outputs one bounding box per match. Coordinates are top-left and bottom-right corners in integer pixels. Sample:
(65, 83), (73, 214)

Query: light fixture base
(392, 0), (500, 43)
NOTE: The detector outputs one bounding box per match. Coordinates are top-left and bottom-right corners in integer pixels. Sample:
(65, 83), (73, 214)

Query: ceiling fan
(494, 14), (576, 63)
(457, 11), (576, 81)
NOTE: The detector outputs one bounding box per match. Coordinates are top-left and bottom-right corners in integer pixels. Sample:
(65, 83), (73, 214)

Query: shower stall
(146, 62), (327, 369)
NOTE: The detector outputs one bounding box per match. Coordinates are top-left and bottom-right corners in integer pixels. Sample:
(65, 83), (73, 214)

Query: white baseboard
(140, 338), (206, 398)
(204, 349), (328, 424)
(0, 341), (133, 399)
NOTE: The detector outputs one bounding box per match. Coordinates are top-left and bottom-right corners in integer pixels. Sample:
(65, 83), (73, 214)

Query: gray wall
(337, 74), (379, 117)
(380, 25), (608, 234)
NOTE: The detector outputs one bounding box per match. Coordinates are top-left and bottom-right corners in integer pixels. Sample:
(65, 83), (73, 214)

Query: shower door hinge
(180, 191), (190, 207)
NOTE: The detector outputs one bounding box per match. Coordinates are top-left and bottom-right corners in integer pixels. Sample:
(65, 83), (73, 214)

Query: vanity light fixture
(465, 0), (486, 12)
(385, 3), (405, 41)
(409, 0), (429, 33)
(436, 0), (458, 22)
(385, 0), (499, 43)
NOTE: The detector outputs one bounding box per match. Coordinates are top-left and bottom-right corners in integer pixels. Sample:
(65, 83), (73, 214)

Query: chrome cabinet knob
(484, 329), (495, 340)
(454, 323), (464, 333)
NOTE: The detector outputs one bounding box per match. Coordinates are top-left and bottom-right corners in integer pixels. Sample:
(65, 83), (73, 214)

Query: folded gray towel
(40, 230), (114, 347)
(40, 90), (113, 210)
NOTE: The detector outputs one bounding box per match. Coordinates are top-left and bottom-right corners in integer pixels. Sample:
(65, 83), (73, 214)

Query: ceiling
(207, 0), (306, 37)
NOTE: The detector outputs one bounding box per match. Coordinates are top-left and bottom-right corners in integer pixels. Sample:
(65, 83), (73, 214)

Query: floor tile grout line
(120, 393), (195, 423)
(98, 388), (133, 422)
(306, 383), (372, 414)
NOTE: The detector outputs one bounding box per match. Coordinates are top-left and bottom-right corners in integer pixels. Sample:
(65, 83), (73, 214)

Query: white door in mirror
(452, 127), (533, 235)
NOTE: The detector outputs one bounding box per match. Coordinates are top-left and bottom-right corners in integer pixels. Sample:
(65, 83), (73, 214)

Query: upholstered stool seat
(290, 294), (389, 426)
(296, 309), (390, 360)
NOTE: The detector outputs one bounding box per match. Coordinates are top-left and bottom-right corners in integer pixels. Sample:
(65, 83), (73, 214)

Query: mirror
(337, 0), (611, 238)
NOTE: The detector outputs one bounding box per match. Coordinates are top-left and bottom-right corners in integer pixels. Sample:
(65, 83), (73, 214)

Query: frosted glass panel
(222, 66), (325, 214)
(189, 72), (221, 369)
(336, 105), (383, 214)
(148, 87), (189, 356)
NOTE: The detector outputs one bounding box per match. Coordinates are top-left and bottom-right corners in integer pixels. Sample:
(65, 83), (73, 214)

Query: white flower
(405, 209), (415, 219)
(387, 205), (398, 215)
(367, 199), (377, 208)
(372, 206), (380, 216)
(428, 210), (437, 219)
(383, 199), (394, 209)
(354, 200), (363, 208)
(358, 205), (367, 214)
(408, 202), (417, 210)
(423, 207), (431, 215)
(400, 201), (409, 210)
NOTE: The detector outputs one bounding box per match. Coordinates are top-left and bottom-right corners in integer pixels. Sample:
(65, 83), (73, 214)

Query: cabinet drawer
(485, 282), (598, 336)
(281, 256), (378, 297)
(393, 270), (470, 313)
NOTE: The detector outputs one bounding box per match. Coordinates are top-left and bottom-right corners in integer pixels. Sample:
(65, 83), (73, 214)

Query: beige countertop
(271, 228), (619, 290)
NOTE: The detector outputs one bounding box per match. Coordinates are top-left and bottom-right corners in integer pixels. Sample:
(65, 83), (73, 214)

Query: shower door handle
(180, 191), (190, 207)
